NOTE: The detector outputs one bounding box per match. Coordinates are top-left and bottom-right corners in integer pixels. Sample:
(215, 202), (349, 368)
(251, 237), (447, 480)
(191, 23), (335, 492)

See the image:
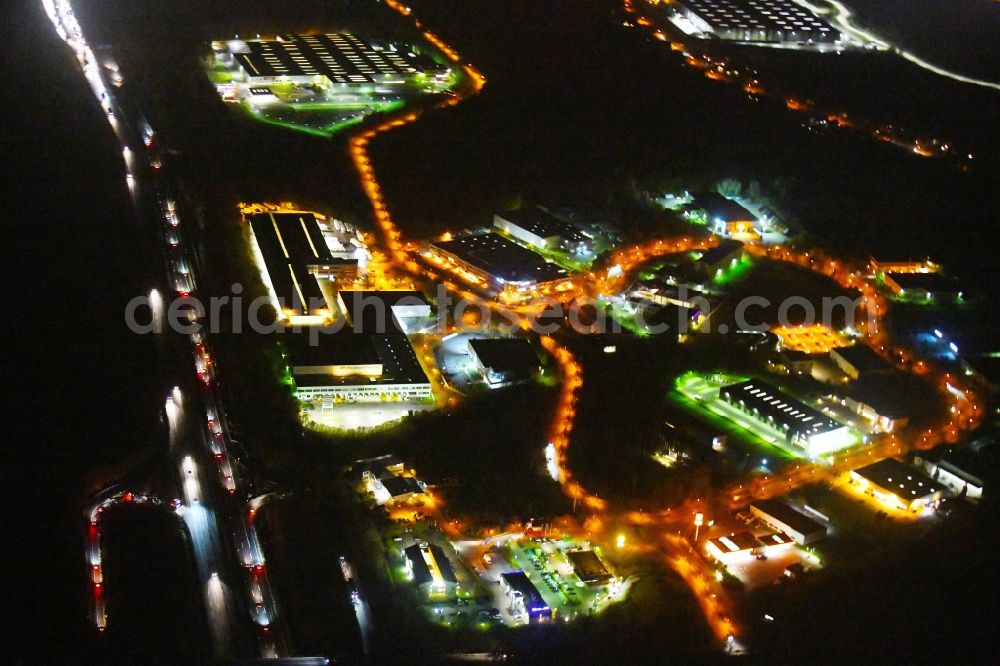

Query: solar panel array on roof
(681, 0), (837, 40)
(234, 33), (439, 84)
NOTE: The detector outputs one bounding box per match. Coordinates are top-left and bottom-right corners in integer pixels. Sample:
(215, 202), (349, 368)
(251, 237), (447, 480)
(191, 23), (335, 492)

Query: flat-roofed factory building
(283, 329), (432, 403)
(227, 33), (449, 87)
(467, 338), (541, 387)
(719, 380), (854, 456)
(693, 238), (746, 277)
(566, 550), (613, 586)
(500, 571), (551, 623)
(830, 345), (894, 381)
(404, 542), (457, 598)
(493, 207), (593, 255)
(245, 207), (367, 325)
(750, 499), (827, 545)
(684, 192), (760, 238)
(676, 0), (840, 44)
(247, 210), (339, 324)
(849, 458), (946, 512)
(705, 531), (764, 560)
(426, 233), (572, 296)
(883, 272), (962, 302)
(337, 289), (432, 334)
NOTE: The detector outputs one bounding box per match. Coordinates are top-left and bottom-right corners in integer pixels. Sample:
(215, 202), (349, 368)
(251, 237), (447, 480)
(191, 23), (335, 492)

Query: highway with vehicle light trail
(44, 0), (292, 659)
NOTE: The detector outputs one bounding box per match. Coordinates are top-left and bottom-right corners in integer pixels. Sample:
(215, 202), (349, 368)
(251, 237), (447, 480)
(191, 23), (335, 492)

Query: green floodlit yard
(671, 371), (862, 464)
(212, 64), (463, 137)
(235, 98), (407, 137)
(713, 255), (753, 286)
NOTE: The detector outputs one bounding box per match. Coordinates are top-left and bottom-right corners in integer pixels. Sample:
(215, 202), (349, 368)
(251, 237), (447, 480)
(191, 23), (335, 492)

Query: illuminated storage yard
(773, 324), (852, 355)
(719, 380), (856, 457)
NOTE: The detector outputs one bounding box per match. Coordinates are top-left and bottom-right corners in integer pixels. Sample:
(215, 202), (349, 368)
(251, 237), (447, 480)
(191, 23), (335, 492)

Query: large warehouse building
(882, 271), (962, 302)
(426, 233), (572, 295)
(850, 458), (946, 512)
(283, 329), (432, 403)
(246, 208), (365, 325)
(750, 499), (827, 545)
(676, 0), (841, 44)
(719, 380), (854, 456)
(830, 345), (893, 381)
(337, 289), (432, 334)
(227, 33), (448, 87)
(566, 550), (613, 586)
(493, 208), (593, 255)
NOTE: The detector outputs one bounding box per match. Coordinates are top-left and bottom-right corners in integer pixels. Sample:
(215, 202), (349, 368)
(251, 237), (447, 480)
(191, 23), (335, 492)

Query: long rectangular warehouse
(427, 233), (570, 293)
(283, 329), (432, 403)
(677, 0), (840, 43)
(500, 571), (551, 623)
(247, 211), (336, 323)
(232, 33), (446, 85)
(719, 380), (853, 456)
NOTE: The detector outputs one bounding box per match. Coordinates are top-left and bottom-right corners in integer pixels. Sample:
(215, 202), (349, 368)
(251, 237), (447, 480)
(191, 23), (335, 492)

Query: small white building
(750, 500), (826, 545)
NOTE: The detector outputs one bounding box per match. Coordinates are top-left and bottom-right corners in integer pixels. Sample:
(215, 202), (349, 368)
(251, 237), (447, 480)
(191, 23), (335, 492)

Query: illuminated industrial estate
(38, 0), (998, 661)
